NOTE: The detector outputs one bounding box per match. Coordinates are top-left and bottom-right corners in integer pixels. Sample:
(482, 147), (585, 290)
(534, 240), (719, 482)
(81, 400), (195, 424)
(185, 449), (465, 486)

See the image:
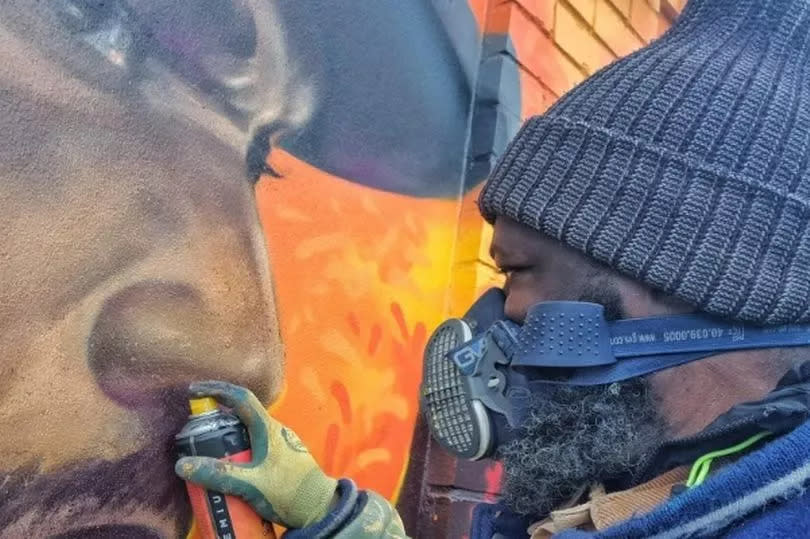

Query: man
(179, 0), (810, 536)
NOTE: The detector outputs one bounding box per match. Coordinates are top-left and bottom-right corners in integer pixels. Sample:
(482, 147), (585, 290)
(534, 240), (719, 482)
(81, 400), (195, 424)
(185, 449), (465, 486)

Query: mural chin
(0, 333), (276, 539)
(0, 278), (278, 538)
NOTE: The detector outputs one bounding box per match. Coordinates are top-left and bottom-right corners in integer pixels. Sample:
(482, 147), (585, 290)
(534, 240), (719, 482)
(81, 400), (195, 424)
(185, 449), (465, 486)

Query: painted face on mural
(0, 1), (308, 536)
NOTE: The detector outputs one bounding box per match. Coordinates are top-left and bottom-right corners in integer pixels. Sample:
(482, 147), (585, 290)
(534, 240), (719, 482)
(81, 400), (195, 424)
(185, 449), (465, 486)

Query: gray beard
(497, 378), (665, 518)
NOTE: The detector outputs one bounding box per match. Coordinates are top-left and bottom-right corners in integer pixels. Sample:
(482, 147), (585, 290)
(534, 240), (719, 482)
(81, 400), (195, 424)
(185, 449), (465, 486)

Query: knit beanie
(479, 0), (810, 326)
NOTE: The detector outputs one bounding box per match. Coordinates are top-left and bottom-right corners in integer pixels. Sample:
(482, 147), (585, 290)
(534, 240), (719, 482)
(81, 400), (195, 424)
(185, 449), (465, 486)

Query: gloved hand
(175, 381), (339, 530)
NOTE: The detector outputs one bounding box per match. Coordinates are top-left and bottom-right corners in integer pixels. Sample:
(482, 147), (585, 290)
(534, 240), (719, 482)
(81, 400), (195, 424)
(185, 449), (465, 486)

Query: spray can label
(176, 400), (275, 539)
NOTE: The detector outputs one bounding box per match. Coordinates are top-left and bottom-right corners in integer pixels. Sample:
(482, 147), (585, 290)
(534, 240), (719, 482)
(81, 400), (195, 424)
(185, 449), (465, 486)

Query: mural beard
(0, 389), (193, 539)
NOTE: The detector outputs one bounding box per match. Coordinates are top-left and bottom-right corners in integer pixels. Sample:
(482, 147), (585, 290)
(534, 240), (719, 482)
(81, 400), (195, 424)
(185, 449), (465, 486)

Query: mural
(0, 0), (684, 536)
(0, 0), (491, 538)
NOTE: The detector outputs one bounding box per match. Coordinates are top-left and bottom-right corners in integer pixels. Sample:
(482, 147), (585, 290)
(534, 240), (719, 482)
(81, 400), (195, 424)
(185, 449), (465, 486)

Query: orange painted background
(259, 150), (464, 497)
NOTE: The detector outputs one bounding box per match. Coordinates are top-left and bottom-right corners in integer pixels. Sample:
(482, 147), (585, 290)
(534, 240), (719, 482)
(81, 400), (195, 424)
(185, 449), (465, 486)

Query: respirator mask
(420, 288), (810, 460)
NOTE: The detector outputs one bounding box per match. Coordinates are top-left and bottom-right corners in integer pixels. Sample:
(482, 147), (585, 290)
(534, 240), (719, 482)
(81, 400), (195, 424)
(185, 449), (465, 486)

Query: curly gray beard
(497, 378), (665, 519)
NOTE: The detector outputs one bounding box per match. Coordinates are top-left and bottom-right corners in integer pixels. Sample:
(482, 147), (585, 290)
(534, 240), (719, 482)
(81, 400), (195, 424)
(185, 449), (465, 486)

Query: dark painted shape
(274, 0), (478, 197)
(44, 0), (512, 197)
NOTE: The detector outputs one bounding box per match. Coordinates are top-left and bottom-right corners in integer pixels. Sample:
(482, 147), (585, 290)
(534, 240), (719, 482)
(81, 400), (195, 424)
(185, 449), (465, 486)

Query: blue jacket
(472, 364), (810, 539)
(292, 365), (810, 538)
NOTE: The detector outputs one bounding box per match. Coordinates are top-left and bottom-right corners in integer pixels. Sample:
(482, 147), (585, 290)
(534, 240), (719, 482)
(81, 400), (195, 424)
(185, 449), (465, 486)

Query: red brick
(566, 0), (596, 24)
(515, 0), (555, 33)
(428, 457), (504, 494)
(519, 66), (558, 118)
(558, 51), (587, 90)
(485, 1), (517, 33)
(455, 459), (504, 495)
(595, 0), (645, 57)
(630, 0), (666, 42)
(555, 2), (616, 74)
(489, 3), (586, 95)
(609, 0), (632, 17)
(537, 37), (588, 95)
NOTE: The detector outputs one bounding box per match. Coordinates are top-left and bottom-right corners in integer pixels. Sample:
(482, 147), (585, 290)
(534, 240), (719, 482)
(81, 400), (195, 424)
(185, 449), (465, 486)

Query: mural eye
(52, 0), (138, 68)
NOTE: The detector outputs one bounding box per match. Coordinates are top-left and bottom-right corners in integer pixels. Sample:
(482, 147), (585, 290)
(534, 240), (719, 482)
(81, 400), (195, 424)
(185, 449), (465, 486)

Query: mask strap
(518, 313), (810, 384)
(541, 351), (716, 385)
(609, 314), (810, 358)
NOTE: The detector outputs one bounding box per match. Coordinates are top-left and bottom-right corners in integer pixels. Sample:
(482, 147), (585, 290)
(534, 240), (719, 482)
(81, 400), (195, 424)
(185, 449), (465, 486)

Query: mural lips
(51, 525), (164, 539)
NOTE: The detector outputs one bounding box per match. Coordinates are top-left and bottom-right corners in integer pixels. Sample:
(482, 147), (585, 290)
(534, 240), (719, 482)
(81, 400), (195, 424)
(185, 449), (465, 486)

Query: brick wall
(402, 1), (685, 537)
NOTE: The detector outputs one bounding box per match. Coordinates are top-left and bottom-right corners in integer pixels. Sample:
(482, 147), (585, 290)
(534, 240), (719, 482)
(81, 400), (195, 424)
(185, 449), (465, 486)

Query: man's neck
(649, 350), (790, 438)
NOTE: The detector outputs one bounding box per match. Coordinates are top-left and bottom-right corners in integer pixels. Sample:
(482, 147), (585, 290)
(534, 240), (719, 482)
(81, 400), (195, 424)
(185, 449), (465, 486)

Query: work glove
(175, 380), (338, 530)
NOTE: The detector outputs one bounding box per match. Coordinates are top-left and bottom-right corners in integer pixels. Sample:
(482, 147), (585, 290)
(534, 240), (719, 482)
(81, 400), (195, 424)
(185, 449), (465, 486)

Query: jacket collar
(636, 362), (810, 484)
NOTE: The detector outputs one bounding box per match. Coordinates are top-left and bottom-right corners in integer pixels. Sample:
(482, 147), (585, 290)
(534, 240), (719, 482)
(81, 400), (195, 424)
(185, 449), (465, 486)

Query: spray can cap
(189, 397), (218, 416)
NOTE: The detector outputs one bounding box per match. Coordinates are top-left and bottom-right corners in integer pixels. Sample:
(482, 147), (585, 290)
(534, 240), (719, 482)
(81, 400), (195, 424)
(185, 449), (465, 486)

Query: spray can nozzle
(189, 397), (218, 415)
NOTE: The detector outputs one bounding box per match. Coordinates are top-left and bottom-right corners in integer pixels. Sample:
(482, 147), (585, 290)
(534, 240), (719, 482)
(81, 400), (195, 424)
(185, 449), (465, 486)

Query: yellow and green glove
(174, 381), (338, 530)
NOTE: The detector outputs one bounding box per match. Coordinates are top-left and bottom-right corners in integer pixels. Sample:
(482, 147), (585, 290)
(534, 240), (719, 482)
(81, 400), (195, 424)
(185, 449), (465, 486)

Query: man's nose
(87, 280), (279, 409)
(504, 295), (529, 323)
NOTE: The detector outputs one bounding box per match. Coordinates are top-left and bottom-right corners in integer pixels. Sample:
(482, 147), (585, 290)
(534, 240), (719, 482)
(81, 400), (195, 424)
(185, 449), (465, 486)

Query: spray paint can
(175, 397), (276, 539)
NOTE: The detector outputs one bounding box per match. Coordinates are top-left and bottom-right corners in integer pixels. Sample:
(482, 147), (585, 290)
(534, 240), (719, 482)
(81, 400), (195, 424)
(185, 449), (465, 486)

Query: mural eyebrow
(245, 122), (286, 183)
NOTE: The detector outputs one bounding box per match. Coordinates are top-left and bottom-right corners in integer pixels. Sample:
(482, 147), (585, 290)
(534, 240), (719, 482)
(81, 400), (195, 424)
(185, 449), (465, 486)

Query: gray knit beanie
(480, 0), (810, 326)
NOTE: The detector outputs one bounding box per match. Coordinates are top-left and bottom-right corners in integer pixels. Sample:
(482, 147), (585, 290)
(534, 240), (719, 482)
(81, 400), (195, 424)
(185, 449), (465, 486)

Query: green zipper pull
(686, 431), (771, 488)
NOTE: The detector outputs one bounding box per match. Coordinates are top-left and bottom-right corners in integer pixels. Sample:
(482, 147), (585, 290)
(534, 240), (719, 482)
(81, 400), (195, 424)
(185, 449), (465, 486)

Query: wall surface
(0, 1), (485, 537)
(0, 0), (680, 538)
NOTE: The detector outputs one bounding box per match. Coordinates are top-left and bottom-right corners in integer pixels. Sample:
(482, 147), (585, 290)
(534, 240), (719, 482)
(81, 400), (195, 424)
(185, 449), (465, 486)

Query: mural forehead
(4, 0), (311, 153)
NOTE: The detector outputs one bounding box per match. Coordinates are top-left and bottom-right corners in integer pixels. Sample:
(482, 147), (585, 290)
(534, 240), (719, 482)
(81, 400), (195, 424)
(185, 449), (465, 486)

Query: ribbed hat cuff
(479, 115), (810, 325)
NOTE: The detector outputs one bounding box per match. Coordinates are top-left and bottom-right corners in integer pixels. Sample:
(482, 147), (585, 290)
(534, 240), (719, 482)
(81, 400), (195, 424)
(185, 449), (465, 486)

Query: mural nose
(87, 280), (274, 409)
